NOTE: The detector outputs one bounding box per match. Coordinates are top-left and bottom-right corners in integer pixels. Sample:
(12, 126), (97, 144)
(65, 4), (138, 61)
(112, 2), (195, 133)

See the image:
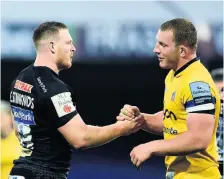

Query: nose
(153, 42), (160, 54)
(71, 44), (76, 52)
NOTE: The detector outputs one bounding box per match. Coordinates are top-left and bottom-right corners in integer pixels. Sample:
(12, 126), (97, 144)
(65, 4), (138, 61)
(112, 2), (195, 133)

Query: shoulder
(33, 67), (71, 97)
(38, 77), (71, 100)
(183, 66), (216, 93)
(181, 67), (219, 111)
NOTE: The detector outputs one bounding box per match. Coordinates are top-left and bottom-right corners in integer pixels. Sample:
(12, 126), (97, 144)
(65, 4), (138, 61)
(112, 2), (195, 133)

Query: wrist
(114, 121), (127, 136)
(146, 141), (157, 156)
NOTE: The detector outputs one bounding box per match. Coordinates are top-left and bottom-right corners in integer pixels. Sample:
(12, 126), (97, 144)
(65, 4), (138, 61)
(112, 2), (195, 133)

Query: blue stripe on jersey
(185, 97), (216, 108)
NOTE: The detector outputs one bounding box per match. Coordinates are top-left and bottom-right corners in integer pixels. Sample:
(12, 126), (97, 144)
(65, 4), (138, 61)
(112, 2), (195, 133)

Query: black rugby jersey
(9, 64), (78, 176)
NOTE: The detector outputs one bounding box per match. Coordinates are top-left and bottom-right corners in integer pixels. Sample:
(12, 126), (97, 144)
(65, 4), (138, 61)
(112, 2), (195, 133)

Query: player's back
(10, 64), (76, 177)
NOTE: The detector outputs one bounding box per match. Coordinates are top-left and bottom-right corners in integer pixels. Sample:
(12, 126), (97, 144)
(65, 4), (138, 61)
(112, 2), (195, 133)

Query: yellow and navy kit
(163, 57), (221, 179)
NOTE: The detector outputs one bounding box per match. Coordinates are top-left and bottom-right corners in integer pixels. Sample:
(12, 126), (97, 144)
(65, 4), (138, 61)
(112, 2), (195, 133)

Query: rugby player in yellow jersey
(117, 18), (221, 179)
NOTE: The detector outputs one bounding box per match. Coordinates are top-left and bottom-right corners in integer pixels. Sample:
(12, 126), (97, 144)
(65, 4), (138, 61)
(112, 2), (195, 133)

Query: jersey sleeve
(44, 82), (78, 128)
(182, 81), (216, 114)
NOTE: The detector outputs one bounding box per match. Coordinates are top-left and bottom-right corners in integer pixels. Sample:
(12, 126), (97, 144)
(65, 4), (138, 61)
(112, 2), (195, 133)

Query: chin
(59, 62), (72, 70)
(159, 62), (167, 69)
(65, 62), (72, 69)
(65, 58), (73, 67)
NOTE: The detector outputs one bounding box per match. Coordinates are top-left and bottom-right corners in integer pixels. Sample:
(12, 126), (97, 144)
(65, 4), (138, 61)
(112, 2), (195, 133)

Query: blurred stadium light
(1, 1), (223, 62)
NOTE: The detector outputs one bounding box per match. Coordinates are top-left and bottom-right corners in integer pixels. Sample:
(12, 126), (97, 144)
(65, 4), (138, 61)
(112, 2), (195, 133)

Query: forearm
(81, 122), (124, 149)
(149, 131), (207, 156)
(142, 111), (164, 135)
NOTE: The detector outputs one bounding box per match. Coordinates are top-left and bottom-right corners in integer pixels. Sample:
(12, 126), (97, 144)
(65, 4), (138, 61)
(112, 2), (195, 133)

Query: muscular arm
(141, 111), (164, 135)
(58, 114), (133, 149)
(146, 113), (215, 156)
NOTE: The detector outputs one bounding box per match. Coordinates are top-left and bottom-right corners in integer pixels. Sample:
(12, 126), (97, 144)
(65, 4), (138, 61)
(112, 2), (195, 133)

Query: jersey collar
(32, 64), (59, 77)
(174, 57), (200, 77)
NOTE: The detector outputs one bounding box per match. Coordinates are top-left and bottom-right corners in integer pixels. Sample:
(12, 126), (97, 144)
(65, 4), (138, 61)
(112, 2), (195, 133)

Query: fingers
(133, 115), (145, 127)
(124, 104), (140, 115)
(119, 104), (141, 121)
(131, 155), (137, 166)
(119, 112), (133, 121)
(120, 108), (135, 118)
(124, 105), (140, 115)
(136, 160), (142, 168)
(130, 150), (142, 168)
(116, 116), (125, 121)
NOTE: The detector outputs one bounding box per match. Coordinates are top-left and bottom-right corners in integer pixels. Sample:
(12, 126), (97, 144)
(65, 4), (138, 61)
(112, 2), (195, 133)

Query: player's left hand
(130, 143), (153, 168)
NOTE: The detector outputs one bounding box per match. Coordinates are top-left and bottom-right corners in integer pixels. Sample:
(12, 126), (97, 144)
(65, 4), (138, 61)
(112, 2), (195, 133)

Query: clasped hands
(117, 104), (153, 169)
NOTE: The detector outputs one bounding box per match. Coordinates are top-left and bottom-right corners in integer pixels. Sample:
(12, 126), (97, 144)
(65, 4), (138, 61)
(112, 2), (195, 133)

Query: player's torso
(163, 75), (187, 139)
(10, 65), (72, 172)
(163, 60), (220, 176)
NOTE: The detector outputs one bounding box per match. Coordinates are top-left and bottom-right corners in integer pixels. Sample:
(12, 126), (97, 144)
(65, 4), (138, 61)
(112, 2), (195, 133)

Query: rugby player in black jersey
(9, 21), (144, 179)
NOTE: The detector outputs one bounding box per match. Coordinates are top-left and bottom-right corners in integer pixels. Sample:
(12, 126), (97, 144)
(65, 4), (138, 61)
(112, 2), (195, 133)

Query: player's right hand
(117, 111), (145, 136)
(117, 104), (141, 121)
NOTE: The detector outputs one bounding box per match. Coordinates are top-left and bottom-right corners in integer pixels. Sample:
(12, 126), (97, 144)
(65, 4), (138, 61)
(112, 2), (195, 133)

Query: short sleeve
(44, 83), (78, 128)
(182, 81), (216, 114)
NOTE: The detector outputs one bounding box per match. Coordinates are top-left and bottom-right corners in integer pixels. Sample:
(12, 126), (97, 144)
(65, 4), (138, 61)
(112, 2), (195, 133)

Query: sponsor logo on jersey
(37, 77), (47, 93)
(190, 82), (211, 98)
(63, 104), (72, 113)
(10, 91), (34, 109)
(164, 109), (177, 121)
(14, 80), (33, 93)
(171, 92), (176, 101)
(51, 92), (76, 117)
(163, 127), (178, 135)
(11, 106), (35, 125)
(189, 81), (212, 105)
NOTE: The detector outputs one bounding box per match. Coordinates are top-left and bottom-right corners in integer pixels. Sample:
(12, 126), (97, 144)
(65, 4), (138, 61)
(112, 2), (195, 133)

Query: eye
(159, 42), (166, 47)
(66, 40), (73, 45)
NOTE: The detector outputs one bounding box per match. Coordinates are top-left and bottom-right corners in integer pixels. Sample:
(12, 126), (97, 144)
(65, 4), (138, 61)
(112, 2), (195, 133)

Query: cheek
(165, 48), (176, 58)
(59, 46), (70, 55)
(163, 48), (172, 55)
(64, 46), (71, 53)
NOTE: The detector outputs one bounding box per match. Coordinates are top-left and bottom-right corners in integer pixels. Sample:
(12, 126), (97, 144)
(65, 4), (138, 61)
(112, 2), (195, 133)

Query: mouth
(158, 57), (164, 61)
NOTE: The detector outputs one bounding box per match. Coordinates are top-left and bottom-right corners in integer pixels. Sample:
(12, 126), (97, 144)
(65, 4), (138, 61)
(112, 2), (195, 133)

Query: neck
(174, 53), (197, 72)
(34, 53), (59, 74)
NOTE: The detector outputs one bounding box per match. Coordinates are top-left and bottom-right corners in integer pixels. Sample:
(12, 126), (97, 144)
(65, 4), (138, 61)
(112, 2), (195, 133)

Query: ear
(49, 42), (55, 54)
(179, 45), (187, 57)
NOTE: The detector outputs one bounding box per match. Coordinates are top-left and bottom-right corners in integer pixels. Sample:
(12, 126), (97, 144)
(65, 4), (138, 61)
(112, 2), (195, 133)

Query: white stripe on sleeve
(186, 103), (215, 113)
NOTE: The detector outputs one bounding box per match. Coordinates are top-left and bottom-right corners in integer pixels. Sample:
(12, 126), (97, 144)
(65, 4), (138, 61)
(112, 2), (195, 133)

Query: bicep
(58, 114), (87, 149)
(187, 113), (215, 148)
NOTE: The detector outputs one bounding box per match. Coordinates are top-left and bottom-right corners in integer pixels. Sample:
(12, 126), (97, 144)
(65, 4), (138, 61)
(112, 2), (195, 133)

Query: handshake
(116, 104), (145, 136)
(116, 105), (152, 168)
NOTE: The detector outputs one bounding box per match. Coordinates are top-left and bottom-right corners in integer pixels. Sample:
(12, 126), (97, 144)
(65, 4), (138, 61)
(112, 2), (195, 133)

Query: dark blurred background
(1, 1), (223, 179)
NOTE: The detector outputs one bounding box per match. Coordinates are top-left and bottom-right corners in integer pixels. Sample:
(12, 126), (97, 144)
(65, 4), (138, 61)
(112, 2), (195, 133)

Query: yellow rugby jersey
(163, 57), (221, 179)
